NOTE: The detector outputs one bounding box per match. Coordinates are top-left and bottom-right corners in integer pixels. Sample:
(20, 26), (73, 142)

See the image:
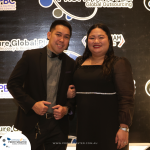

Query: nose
(59, 37), (64, 42)
(94, 38), (99, 43)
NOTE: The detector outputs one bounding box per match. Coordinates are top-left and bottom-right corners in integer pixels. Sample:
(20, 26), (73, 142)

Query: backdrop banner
(0, 0), (150, 143)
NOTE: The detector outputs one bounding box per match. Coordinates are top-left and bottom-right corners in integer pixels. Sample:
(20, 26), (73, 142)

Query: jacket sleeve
(65, 57), (79, 117)
(7, 51), (36, 114)
(113, 57), (134, 127)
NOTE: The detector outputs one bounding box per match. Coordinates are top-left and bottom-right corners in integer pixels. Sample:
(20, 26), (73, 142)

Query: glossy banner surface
(0, 0), (150, 143)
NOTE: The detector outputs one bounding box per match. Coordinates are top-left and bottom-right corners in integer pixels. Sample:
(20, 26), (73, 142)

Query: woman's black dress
(73, 56), (134, 150)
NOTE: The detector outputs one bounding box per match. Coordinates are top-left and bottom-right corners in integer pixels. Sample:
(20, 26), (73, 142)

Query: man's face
(47, 25), (71, 54)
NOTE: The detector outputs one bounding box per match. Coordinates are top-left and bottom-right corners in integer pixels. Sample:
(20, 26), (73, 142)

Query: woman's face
(88, 27), (110, 57)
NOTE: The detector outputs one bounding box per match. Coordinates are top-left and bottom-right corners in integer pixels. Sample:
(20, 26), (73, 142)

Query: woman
(68, 23), (134, 150)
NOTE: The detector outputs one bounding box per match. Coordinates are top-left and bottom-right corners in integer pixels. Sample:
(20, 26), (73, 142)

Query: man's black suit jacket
(7, 46), (75, 135)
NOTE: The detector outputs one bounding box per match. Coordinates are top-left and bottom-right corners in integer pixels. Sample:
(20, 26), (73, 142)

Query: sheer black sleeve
(75, 56), (84, 69)
(113, 57), (134, 127)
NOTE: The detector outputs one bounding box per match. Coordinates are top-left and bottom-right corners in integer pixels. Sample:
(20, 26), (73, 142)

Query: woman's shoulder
(76, 56), (83, 61)
(113, 56), (131, 66)
(75, 56), (84, 66)
(113, 56), (132, 71)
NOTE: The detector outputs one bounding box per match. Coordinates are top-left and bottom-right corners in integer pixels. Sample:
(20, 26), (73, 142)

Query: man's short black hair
(50, 20), (72, 37)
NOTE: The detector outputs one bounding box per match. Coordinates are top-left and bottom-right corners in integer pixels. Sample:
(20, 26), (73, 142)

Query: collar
(47, 46), (63, 60)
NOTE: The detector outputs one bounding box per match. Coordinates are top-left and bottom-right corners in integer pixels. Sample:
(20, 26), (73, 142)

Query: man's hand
(32, 101), (51, 115)
(67, 85), (76, 98)
(115, 129), (129, 149)
(52, 105), (68, 120)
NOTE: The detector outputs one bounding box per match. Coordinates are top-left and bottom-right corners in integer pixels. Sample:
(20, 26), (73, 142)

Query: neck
(47, 45), (58, 55)
(89, 55), (105, 65)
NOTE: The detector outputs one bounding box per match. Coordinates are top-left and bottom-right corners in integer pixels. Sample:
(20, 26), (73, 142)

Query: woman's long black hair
(82, 23), (115, 76)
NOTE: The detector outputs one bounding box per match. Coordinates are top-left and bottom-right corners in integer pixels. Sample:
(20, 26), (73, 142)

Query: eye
(99, 36), (104, 39)
(65, 36), (70, 39)
(56, 34), (61, 37)
(89, 37), (94, 40)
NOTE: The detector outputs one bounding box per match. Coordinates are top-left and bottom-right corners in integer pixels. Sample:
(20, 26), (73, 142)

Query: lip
(57, 44), (63, 48)
(93, 45), (101, 48)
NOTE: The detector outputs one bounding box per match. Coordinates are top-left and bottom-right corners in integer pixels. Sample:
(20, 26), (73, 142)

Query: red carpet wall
(0, 0), (150, 143)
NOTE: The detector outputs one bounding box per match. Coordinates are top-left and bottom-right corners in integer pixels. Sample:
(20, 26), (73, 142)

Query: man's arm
(32, 101), (51, 116)
(7, 51), (37, 114)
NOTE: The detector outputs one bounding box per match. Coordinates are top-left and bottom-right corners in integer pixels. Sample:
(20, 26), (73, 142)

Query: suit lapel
(39, 47), (47, 92)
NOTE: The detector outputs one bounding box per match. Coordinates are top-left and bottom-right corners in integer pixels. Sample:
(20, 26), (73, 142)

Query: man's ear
(47, 32), (51, 40)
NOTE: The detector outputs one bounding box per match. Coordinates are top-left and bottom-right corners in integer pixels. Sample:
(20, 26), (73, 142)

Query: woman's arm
(113, 57), (134, 149)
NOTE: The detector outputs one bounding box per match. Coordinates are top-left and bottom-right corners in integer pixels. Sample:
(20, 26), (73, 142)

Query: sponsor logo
(0, 126), (21, 137)
(145, 80), (150, 96)
(39, 0), (133, 21)
(143, 0), (150, 11)
(0, 0), (16, 11)
(0, 84), (13, 99)
(0, 39), (81, 60)
(0, 132), (31, 149)
(0, 39), (48, 52)
(68, 135), (77, 144)
(82, 34), (125, 48)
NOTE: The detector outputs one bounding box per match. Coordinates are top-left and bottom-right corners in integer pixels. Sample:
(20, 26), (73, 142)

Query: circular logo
(0, 132), (31, 150)
(144, 0), (150, 11)
(145, 80), (150, 96)
(39, 0), (98, 21)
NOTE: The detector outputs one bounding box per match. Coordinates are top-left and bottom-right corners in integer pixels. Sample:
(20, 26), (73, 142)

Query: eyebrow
(56, 31), (70, 37)
(89, 35), (105, 37)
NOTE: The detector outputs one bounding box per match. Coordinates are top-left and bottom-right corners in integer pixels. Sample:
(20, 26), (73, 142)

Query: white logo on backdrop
(0, 125), (21, 136)
(68, 135), (77, 144)
(0, 84), (13, 99)
(143, 0), (150, 11)
(82, 34), (125, 48)
(0, 0), (16, 11)
(145, 80), (150, 96)
(134, 80), (136, 94)
(39, 0), (133, 21)
(0, 39), (48, 52)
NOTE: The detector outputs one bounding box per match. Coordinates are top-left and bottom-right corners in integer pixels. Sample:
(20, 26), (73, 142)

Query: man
(7, 20), (75, 150)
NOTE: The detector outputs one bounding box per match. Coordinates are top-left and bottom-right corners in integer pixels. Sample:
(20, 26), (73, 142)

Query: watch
(119, 127), (129, 132)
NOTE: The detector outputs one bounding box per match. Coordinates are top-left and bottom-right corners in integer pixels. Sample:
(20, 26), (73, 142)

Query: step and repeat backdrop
(0, 0), (150, 143)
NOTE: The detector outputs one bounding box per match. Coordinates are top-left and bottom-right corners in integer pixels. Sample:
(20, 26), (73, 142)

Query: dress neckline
(79, 65), (102, 68)
(81, 65), (102, 66)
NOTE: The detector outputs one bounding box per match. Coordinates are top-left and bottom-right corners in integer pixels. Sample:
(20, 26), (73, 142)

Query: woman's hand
(115, 128), (129, 149)
(67, 85), (76, 98)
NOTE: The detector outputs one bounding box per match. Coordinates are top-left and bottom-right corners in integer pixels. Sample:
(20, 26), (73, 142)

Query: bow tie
(51, 52), (63, 60)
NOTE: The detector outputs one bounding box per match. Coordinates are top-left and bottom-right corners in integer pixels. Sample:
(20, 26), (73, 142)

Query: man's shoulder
(62, 52), (75, 63)
(24, 46), (46, 55)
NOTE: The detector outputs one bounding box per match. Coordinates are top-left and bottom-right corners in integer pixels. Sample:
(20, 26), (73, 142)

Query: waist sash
(76, 92), (116, 95)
